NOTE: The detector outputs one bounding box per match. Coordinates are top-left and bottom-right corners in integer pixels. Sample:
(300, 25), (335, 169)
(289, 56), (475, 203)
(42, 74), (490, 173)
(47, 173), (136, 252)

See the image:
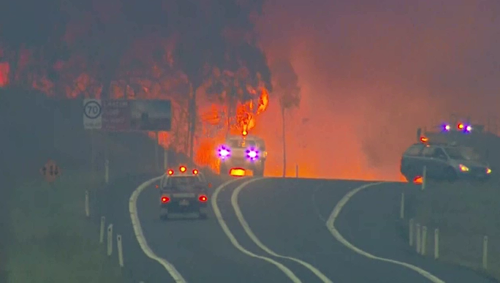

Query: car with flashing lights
(217, 134), (267, 176)
(400, 137), (492, 182)
(158, 166), (210, 220)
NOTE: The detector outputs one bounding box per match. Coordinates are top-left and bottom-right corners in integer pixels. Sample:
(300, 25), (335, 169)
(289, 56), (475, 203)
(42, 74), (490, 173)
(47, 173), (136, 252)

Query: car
(158, 166), (210, 220)
(217, 134), (267, 176)
(400, 138), (492, 182)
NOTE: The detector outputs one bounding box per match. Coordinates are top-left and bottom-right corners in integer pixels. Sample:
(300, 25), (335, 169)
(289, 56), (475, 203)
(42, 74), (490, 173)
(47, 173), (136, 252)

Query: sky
(251, 0), (500, 180)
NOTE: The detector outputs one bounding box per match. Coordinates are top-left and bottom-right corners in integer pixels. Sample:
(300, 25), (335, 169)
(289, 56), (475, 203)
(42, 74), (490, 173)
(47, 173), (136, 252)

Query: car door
(431, 148), (450, 176)
(420, 146), (440, 178)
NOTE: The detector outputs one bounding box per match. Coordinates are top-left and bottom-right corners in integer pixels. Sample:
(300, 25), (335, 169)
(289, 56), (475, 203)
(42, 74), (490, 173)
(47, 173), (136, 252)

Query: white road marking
(325, 182), (446, 283)
(232, 177), (334, 283)
(212, 178), (302, 283)
(129, 176), (187, 283)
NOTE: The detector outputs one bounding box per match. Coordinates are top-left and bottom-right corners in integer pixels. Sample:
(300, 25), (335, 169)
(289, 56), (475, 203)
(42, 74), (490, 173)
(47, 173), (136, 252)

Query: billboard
(83, 99), (171, 131)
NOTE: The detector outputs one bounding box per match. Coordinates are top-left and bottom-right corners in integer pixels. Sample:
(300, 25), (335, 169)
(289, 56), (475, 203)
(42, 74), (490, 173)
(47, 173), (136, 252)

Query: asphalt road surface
(106, 175), (497, 283)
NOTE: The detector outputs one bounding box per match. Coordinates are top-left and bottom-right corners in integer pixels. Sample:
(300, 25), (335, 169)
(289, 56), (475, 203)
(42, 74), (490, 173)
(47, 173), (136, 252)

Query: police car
(400, 137), (492, 182)
(158, 166), (211, 220)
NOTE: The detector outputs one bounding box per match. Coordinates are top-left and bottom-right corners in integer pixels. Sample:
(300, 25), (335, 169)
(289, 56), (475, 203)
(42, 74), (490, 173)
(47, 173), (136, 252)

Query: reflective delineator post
(434, 228), (439, 259)
(85, 190), (90, 218)
(107, 224), (113, 256)
(416, 224), (421, 254)
(421, 226), (428, 256)
(99, 216), (105, 244)
(117, 235), (124, 267)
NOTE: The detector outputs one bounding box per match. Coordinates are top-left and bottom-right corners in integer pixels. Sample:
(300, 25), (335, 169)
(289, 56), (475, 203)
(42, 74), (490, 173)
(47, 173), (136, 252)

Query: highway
(106, 174), (497, 283)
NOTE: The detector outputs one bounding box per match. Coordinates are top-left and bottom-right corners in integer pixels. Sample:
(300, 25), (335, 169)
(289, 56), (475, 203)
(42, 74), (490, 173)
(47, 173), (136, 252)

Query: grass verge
(413, 180), (500, 280)
(6, 171), (123, 283)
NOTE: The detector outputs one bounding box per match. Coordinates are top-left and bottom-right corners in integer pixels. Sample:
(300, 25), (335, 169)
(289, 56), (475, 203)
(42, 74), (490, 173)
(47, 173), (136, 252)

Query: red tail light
(167, 169), (174, 175)
(161, 196), (170, 203)
(198, 195), (208, 202)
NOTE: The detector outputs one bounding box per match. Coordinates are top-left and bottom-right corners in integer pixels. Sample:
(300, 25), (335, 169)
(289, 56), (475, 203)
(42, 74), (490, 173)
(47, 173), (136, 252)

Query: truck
(217, 134), (267, 177)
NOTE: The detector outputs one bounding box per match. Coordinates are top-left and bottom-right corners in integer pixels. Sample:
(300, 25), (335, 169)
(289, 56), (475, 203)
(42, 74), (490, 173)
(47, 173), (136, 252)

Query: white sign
(83, 99), (102, 129)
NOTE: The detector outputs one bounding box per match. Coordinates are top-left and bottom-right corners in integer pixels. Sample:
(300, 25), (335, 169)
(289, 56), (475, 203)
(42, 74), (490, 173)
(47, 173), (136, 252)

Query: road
(106, 174), (497, 283)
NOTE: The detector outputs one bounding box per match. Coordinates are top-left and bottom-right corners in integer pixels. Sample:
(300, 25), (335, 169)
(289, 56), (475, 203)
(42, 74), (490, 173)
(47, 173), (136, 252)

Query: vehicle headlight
(459, 164), (469, 172)
(486, 168), (492, 174)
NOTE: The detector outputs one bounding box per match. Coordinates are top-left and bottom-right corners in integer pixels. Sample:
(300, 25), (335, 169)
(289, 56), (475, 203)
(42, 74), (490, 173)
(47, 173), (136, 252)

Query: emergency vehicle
(217, 134), (267, 176)
(400, 134), (491, 182)
(158, 166), (211, 220)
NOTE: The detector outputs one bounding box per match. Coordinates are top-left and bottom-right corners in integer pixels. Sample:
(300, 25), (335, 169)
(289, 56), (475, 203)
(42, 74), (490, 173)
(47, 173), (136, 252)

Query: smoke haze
(254, 0), (500, 180)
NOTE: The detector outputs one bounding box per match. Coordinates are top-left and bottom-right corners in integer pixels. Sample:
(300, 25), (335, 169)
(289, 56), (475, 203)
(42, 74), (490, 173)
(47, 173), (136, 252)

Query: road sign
(102, 100), (131, 131)
(83, 99), (102, 129)
(83, 99), (171, 131)
(40, 159), (61, 183)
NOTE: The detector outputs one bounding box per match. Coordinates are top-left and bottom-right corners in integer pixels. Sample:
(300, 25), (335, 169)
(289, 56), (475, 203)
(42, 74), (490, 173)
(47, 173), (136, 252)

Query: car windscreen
(228, 139), (257, 148)
(444, 147), (482, 161)
(165, 177), (200, 190)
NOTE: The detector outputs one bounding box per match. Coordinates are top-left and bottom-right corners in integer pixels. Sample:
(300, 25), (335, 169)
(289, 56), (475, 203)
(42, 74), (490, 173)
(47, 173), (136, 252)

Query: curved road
(107, 175), (497, 283)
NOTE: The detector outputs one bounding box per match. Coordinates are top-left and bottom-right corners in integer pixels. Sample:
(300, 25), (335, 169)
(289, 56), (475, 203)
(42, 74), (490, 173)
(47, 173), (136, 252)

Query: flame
(0, 62), (9, 87)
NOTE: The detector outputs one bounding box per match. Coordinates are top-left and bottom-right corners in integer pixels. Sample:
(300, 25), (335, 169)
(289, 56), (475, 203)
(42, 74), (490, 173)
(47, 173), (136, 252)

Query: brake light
(179, 166), (187, 173)
(161, 196), (170, 203)
(198, 195), (208, 202)
(192, 169), (199, 175)
(167, 169), (174, 175)
(420, 136), (428, 143)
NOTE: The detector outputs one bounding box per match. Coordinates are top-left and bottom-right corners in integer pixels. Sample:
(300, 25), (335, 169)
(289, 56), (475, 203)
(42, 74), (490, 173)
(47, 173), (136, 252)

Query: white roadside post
(421, 166), (427, 190)
(416, 223), (421, 254)
(99, 216), (105, 244)
(107, 224), (113, 256)
(85, 190), (90, 218)
(117, 235), (124, 267)
(434, 228), (439, 259)
(421, 226), (428, 256)
(105, 159), (110, 184)
(400, 193), (405, 219)
(483, 236), (488, 270)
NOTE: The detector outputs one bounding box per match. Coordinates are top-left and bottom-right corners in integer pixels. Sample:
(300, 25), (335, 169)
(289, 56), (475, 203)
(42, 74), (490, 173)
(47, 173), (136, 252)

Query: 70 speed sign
(83, 99), (103, 129)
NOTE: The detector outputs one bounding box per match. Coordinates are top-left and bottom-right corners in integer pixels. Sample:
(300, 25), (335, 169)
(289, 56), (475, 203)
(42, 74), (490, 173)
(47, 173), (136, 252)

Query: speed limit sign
(83, 99), (102, 129)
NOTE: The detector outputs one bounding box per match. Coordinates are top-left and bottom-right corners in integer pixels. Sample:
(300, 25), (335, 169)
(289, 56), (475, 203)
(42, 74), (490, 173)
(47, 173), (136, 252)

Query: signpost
(40, 159), (61, 183)
(83, 99), (102, 129)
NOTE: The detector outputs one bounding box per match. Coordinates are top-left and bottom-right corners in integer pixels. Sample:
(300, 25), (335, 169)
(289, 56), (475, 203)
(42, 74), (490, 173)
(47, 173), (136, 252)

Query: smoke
(256, 0), (500, 180)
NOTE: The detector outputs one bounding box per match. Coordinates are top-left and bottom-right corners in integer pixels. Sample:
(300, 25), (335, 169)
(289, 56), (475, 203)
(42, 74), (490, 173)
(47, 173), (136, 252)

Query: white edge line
(212, 177), (303, 283)
(232, 177), (334, 283)
(129, 175), (187, 283)
(325, 182), (446, 283)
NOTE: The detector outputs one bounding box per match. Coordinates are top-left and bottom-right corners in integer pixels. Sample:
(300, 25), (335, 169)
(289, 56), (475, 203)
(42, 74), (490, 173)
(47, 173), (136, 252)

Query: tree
(271, 60), (300, 177)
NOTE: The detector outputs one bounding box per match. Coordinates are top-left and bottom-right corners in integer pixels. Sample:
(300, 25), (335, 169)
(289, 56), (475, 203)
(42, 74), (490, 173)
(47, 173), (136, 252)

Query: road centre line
(232, 177), (334, 283)
(212, 178), (302, 283)
(325, 182), (445, 283)
(129, 176), (187, 283)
